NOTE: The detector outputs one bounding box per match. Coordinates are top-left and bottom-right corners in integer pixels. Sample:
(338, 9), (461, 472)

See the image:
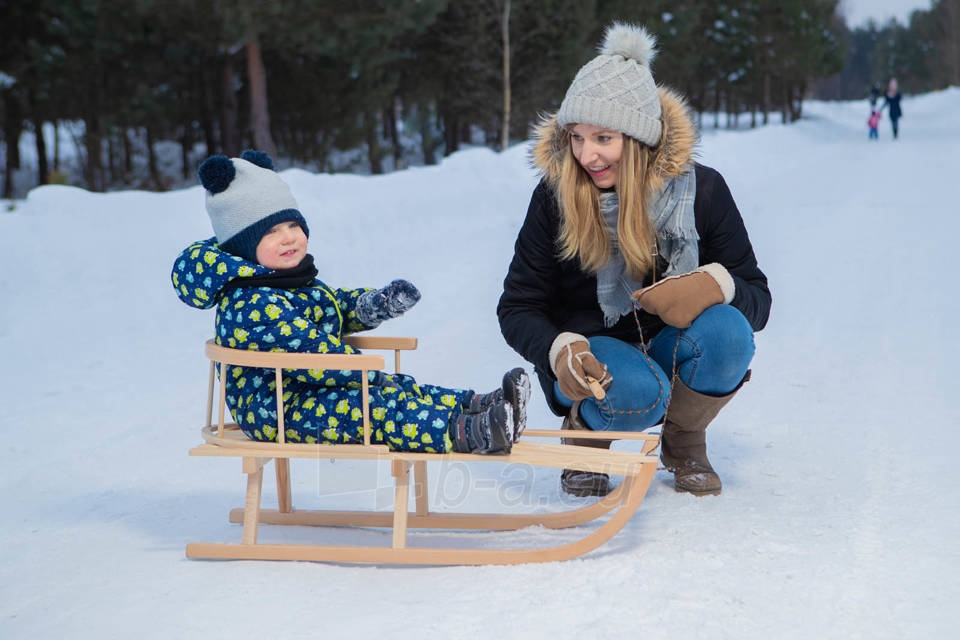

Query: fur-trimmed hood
(531, 86), (698, 195)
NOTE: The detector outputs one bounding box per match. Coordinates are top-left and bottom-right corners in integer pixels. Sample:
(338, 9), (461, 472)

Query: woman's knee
(653, 305), (755, 394)
(579, 336), (670, 430)
(700, 305), (755, 360)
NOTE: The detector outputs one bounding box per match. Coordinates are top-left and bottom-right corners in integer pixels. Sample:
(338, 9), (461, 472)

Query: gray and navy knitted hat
(198, 149), (309, 262)
(557, 23), (663, 147)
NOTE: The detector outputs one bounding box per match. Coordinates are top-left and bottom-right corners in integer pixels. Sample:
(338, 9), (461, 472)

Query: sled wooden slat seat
(187, 337), (660, 565)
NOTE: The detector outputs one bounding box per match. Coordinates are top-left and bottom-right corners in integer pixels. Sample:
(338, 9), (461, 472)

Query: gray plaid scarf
(596, 167), (699, 327)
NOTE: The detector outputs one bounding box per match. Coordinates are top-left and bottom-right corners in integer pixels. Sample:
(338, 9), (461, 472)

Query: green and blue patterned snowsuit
(171, 238), (467, 452)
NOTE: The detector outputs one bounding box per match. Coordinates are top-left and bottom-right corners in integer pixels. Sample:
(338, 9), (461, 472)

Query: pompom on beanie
(557, 22), (663, 147)
(198, 149), (309, 262)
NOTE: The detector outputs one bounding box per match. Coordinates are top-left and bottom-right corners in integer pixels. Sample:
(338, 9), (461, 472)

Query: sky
(840, 0), (933, 26)
(1, 88), (958, 639)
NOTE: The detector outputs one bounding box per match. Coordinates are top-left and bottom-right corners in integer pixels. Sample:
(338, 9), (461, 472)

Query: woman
(882, 78), (902, 139)
(497, 23), (771, 496)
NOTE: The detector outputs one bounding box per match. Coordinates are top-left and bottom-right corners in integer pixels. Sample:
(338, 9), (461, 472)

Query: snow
(841, 0), (932, 27)
(2, 88), (958, 638)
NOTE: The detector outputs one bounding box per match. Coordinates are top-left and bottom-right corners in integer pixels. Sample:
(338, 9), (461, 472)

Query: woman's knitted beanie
(198, 149), (309, 262)
(557, 22), (663, 147)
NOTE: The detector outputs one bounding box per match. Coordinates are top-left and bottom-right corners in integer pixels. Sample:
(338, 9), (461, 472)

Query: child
(867, 110), (881, 139)
(171, 150), (529, 455)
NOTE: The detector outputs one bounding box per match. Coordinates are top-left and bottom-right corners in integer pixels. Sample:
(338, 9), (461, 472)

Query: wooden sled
(187, 336), (660, 565)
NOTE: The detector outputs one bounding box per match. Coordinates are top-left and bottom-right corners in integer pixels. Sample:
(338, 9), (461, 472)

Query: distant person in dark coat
(881, 78), (903, 139)
(869, 82), (882, 109)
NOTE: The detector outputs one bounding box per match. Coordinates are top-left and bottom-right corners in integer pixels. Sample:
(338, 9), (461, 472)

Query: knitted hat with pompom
(197, 149), (309, 262)
(557, 22), (663, 147)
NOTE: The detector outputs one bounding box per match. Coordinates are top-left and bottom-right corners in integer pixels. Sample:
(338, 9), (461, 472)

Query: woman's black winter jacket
(497, 163), (771, 411)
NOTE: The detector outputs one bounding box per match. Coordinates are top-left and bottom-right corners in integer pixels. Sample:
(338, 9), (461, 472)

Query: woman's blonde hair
(556, 133), (658, 281)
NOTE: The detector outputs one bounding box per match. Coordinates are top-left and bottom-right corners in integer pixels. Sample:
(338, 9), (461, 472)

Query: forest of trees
(1, 0), (958, 198)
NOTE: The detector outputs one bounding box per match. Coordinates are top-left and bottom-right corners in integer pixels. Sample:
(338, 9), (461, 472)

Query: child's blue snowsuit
(172, 238), (467, 452)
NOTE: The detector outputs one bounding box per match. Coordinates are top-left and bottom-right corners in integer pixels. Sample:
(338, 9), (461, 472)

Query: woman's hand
(633, 263), (734, 328)
(549, 333), (612, 401)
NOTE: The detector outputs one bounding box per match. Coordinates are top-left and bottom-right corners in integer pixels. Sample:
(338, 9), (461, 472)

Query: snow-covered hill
(2, 88), (958, 639)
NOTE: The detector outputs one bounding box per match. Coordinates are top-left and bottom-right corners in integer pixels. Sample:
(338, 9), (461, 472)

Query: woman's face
(255, 221), (307, 270)
(569, 123), (624, 190)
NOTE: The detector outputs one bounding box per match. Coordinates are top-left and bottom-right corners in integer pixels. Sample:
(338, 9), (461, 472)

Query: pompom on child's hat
(198, 149), (309, 262)
(557, 22), (663, 147)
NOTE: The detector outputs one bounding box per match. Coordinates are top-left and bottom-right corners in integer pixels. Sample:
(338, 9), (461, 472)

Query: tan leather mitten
(549, 333), (612, 401)
(633, 263), (735, 329)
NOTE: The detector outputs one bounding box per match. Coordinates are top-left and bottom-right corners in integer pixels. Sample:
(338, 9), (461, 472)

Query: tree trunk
(384, 99), (403, 170)
(443, 111), (459, 156)
(789, 80), (805, 122)
(53, 121), (61, 172)
(221, 55), (239, 156)
(24, 85), (49, 186)
(83, 116), (104, 192)
(198, 65), (217, 156)
(181, 117), (193, 180)
(146, 126), (164, 190)
(106, 132), (116, 185)
(33, 118), (49, 186)
(123, 129), (133, 178)
(2, 90), (21, 198)
(500, 0), (511, 151)
(365, 111), (384, 175)
(419, 106), (436, 165)
(781, 85), (789, 124)
(713, 84), (721, 129)
(945, 0), (960, 86)
(762, 71), (771, 125)
(245, 29), (277, 157)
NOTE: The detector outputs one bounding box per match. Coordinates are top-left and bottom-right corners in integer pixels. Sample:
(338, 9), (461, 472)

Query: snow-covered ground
(1, 89), (957, 639)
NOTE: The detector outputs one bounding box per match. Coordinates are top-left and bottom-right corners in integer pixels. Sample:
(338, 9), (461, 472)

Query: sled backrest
(204, 336), (417, 446)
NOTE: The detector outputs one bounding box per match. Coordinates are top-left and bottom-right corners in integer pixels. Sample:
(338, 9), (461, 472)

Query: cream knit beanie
(557, 22), (663, 147)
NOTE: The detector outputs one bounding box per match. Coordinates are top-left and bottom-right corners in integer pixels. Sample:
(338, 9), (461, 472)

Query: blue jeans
(553, 305), (755, 431)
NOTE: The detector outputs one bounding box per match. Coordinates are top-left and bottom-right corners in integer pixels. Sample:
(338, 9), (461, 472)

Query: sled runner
(186, 336), (660, 565)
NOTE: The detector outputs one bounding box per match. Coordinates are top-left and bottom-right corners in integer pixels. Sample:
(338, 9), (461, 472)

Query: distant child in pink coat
(867, 110), (881, 140)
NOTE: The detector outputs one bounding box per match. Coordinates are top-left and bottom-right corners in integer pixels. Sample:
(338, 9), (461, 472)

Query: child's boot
(462, 368), (530, 443)
(502, 367), (530, 441)
(463, 389), (503, 413)
(450, 402), (514, 454)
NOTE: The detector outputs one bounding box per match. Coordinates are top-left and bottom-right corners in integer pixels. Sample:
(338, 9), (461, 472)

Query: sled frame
(187, 337), (660, 565)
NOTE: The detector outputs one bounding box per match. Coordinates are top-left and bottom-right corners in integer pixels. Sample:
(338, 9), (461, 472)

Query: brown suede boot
(560, 402), (612, 497)
(660, 375), (747, 496)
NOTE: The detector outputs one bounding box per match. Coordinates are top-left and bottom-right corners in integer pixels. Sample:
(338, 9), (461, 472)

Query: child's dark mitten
(355, 279), (421, 326)
(381, 279), (421, 316)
